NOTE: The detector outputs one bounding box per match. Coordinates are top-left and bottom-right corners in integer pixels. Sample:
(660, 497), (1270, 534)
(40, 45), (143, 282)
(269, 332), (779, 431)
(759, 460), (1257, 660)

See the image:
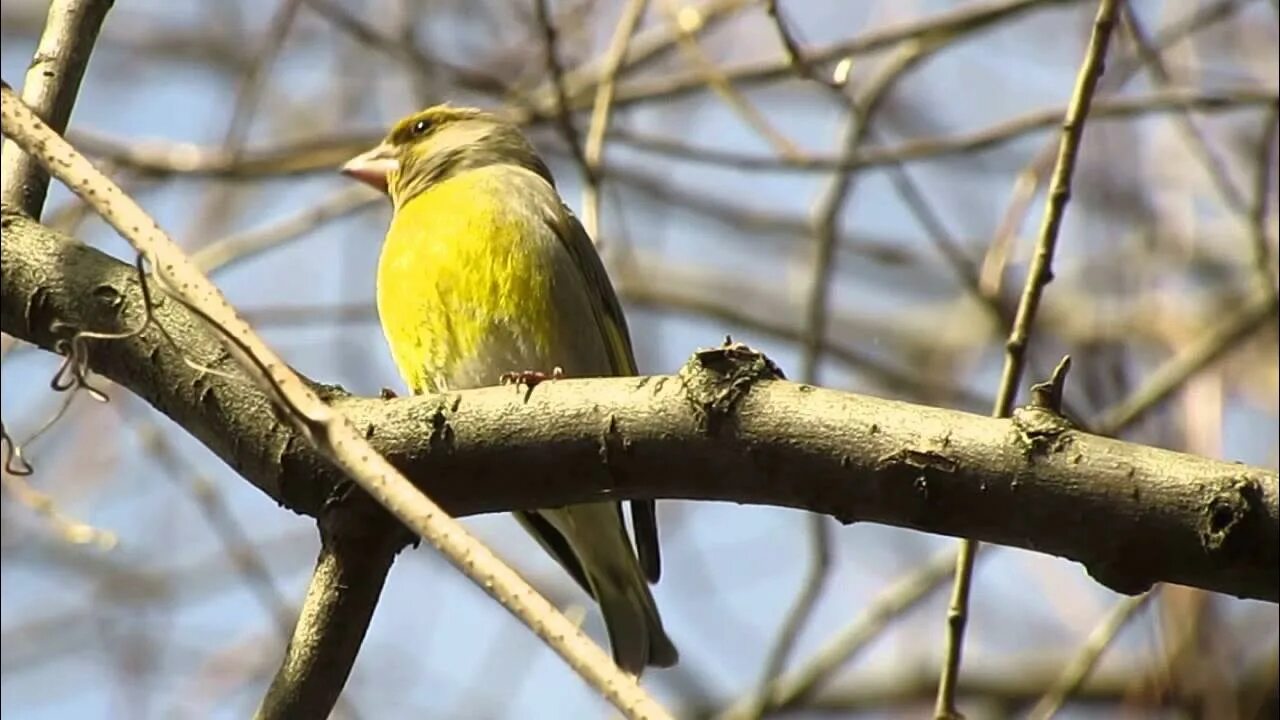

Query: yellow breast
(376, 169), (557, 393)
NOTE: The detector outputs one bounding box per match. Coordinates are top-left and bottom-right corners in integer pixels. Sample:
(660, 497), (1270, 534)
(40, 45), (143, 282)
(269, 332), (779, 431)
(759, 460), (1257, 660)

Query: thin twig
(184, 0), (302, 245)
(302, 0), (512, 98)
(1, 83), (673, 720)
(763, 0), (981, 303)
(1093, 287), (1279, 435)
(742, 515), (833, 719)
(1026, 590), (1157, 720)
(582, 0), (648, 240)
(978, 0), (1249, 297)
(130, 413), (296, 636)
(0, 472), (117, 548)
(717, 548), (963, 719)
(935, 2), (1124, 718)
(554, 0), (749, 111)
(614, 0), (1076, 108)
(659, 0), (801, 160)
(1249, 100), (1280, 290)
(0, 0), (112, 218)
(608, 87), (1276, 172)
(190, 185), (381, 275)
(534, 0), (593, 193)
(1121, 4), (1249, 216)
(0, 419), (117, 547)
(800, 44), (933, 383)
(764, 0), (826, 87)
(69, 128), (376, 178)
(66, 88), (1275, 182)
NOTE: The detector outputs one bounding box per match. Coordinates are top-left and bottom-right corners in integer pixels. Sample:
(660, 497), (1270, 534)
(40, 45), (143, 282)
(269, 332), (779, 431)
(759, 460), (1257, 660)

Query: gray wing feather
(546, 205), (663, 584)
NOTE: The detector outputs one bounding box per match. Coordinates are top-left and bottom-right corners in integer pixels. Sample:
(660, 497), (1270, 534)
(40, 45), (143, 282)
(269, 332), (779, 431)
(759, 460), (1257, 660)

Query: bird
(341, 105), (677, 674)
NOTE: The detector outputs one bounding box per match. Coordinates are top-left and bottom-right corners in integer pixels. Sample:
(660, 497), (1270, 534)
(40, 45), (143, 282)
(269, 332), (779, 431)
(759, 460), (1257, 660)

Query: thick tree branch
(3, 210), (1276, 602)
(255, 493), (407, 720)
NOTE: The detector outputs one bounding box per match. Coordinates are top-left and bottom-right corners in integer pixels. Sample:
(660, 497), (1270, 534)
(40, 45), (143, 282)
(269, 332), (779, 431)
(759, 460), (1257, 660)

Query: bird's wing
(514, 509), (594, 597)
(548, 206), (662, 584)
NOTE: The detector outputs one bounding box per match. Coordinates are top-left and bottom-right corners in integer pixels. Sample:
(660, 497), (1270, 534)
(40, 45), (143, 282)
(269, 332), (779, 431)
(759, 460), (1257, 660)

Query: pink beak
(341, 142), (398, 193)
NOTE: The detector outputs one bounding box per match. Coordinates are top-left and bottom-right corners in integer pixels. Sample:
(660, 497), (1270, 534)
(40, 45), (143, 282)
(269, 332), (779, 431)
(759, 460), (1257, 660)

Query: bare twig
(65, 88), (1275, 184)
(718, 548), (963, 719)
(1093, 287), (1279, 435)
(936, 2), (1124, 718)
(763, 0), (981, 307)
(1249, 100), (1280, 290)
(554, 0), (750, 111)
(582, 0), (648, 239)
(799, 43), (934, 382)
(1027, 590), (1157, 719)
(184, 0), (303, 245)
(0, 0), (112, 219)
(1, 451), (117, 549)
(613, 0), (1077, 109)
(763, 0), (828, 87)
(130, 413), (295, 636)
(978, 0), (1250, 297)
(659, 0), (801, 160)
(743, 653), (1279, 715)
(533, 0), (593, 194)
(1121, 4), (1249, 217)
(302, 0), (511, 98)
(190, 185), (380, 275)
(609, 87), (1276, 172)
(741, 515), (833, 719)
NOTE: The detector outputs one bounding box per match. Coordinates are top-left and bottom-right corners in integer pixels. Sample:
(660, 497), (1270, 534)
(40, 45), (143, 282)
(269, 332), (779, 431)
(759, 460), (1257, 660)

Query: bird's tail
(530, 503), (678, 674)
(590, 546), (679, 674)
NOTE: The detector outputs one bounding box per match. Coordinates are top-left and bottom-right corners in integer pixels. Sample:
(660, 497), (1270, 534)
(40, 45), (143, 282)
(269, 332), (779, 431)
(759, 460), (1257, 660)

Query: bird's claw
(499, 367), (564, 388)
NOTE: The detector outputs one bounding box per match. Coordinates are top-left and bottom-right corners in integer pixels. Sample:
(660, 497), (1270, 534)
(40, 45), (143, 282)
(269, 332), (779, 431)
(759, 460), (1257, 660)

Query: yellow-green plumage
(378, 168), (560, 394)
(347, 105), (674, 674)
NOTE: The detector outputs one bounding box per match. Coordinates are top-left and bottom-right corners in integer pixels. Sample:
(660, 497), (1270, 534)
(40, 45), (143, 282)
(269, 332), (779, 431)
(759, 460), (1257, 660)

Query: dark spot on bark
(1198, 477), (1264, 557)
(92, 284), (123, 309)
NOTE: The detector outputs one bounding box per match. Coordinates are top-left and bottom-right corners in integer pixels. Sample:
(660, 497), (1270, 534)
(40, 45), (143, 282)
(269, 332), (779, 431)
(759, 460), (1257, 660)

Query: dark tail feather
(631, 500), (661, 583)
(595, 569), (679, 674)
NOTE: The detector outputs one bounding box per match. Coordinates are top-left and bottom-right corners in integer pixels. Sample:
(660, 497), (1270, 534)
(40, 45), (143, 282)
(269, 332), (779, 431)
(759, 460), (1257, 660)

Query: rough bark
(3, 208), (1277, 602)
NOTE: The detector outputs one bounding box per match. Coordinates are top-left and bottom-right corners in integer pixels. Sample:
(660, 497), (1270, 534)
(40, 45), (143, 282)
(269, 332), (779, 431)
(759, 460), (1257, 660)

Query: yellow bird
(342, 105), (677, 674)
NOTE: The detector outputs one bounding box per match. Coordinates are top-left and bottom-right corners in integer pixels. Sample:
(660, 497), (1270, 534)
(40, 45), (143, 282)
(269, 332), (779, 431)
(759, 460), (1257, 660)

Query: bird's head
(341, 105), (553, 207)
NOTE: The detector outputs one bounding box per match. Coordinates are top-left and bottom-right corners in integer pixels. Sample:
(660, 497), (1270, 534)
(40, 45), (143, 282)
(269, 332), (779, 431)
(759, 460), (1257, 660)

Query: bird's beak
(341, 142), (398, 194)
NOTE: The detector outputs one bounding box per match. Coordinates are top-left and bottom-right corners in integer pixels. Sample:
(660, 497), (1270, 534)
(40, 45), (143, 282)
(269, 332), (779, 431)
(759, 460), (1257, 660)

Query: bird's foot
(499, 366), (564, 388)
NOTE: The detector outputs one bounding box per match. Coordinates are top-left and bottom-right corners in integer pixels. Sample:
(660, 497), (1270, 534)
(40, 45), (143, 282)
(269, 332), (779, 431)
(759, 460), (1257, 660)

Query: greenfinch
(342, 106), (677, 674)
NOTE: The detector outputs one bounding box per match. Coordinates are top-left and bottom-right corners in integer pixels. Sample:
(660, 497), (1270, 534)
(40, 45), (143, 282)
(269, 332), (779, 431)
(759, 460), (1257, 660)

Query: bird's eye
(411, 119), (430, 136)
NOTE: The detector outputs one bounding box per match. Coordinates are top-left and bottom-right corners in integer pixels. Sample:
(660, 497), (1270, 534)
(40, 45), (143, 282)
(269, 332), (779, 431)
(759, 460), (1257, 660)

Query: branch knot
(679, 340), (784, 435)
